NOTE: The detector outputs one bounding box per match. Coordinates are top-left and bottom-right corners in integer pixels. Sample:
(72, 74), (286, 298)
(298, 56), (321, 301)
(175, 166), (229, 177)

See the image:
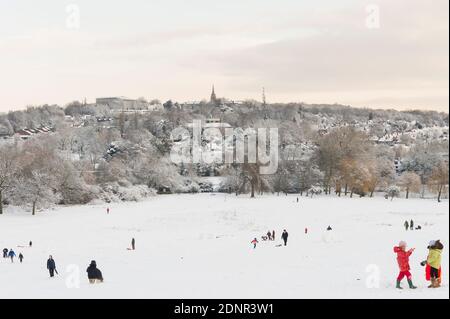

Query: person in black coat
(281, 230), (289, 246)
(2, 248), (8, 258)
(47, 255), (56, 277)
(87, 260), (103, 283)
(19, 253), (24, 263)
(131, 238), (135, 250)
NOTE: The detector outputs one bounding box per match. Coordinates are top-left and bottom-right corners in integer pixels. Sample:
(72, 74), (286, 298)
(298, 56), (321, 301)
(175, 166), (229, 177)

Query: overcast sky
(0, 0), (448, 112)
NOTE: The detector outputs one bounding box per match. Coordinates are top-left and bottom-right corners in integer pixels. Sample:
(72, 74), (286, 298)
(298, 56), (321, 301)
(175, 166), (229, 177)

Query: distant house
(204, 118), (232, 129)
(14, 126), (53, 140)
(0, 130), (11, 139)
(157, 186), (172, 194)
(394, 159), (403, 174)
(15, 129), (33, 140)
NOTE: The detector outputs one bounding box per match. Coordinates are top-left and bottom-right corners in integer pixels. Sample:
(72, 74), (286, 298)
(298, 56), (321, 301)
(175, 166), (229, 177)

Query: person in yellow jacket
(426, 240), (443, 288)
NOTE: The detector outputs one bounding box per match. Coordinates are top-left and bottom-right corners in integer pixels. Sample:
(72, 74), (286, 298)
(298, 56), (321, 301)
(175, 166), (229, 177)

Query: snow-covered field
(0, 194), (448, 299)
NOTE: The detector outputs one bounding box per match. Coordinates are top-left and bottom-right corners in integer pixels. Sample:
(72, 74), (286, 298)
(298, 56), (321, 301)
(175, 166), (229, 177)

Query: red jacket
(394, 246), (413, 271)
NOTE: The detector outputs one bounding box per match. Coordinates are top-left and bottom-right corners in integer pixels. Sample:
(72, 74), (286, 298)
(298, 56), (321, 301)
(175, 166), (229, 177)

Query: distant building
(0, 130), (11, 138)
(210, 85), (217, 106)
(394, 159), (403, 174)
(204, 118), (231, 129)
(14, 126), (52, 140)
(186, 118), (232, 130)
(96, 97), (148, 111)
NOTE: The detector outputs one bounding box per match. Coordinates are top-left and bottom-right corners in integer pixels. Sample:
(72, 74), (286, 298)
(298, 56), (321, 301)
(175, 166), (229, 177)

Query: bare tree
(428, 161), (449, 202)
(0, 146), (18, 214)
(398, 172), (422, 199)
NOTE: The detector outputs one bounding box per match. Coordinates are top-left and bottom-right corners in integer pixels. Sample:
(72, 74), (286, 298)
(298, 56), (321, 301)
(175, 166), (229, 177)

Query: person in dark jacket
(29, 241), (32, 247)
(47, 255), (56, 277)
(2, 248), (8, 258)
(266, 231), (272, 241)
(131, 238), (135, 250)
(8, 249), (16, 263)
(18, 253), (24, 263)
(272, 230), (275, 241)
(87, 260), (103, 283)
(404, 220), (409, 231)
(281, 230), (289, 246)
(410, 220), (414, 230)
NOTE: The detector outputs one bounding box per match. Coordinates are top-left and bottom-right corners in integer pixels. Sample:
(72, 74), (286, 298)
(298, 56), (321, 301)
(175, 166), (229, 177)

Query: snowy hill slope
(0, 194), (448, 298)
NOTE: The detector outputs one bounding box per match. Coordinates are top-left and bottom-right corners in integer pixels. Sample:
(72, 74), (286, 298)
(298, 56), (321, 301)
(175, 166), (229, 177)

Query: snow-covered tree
(386, 185), (401, 201)
(428, 161), (449, 202)
(0, 146), (19, 214)
(397, 172), (422, 199)
(11, 170), (61, 215)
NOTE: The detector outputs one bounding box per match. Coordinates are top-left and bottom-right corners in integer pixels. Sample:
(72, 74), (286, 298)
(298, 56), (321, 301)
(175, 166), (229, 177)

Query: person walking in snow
(426, 240), (443, 288)
(107, 207), (110, 214)
(29, 241), (32, 247)
(47, 255), (56, 278)
(393, 241), (417, 289)
(2, 248), (8, 258)
(8, 249), (16, 263)
(87, 260), (104, 284)
(281, 230), (289, 246)
(410, 220), (414, 231)
(404, 220), (409, 231)
(18, 253), (24, 263)
(272, 230), (275, 241)
(131, 238), (135, 250)
(251, 238), (258, 249)
(267, 231), (272, 241)
(305, 227), (308, 234)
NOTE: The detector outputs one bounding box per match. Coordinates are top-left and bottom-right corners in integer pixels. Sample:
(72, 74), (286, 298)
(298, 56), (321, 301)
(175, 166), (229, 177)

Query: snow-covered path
(0, 194), (448, 298)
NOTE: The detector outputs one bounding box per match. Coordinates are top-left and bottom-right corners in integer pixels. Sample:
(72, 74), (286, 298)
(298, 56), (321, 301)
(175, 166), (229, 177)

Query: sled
(425, 264), (442, 284)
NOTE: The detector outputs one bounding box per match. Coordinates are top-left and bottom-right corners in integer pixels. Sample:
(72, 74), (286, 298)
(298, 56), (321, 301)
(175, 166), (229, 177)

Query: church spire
(210, 84), (217, 105)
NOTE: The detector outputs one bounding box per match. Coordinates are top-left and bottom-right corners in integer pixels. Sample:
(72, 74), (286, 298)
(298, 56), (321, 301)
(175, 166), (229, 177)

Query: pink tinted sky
(0, 0), (448, 112)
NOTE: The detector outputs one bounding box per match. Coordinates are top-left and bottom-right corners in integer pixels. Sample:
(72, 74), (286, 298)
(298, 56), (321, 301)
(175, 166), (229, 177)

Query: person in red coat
(251, 238), (258, 249)
(393, 241), (417, 289)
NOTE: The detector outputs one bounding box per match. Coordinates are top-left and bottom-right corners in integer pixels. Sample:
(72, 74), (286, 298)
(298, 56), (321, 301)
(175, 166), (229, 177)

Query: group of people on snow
(393, 239), (443, 289)
(2, 248), (24, 263)
(46, 255), (103, 284)
(253, 230), (289, 248)
(262, 230), (275, 241)
(404, 220), (421, 231)
(3, 239), (105, 284)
